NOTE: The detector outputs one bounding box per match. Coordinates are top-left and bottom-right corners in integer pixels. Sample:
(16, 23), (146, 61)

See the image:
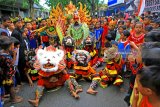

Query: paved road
(4, 64), (129, 107)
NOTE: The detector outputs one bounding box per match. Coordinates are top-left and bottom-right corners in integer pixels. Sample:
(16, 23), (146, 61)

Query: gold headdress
(78, 2), (91, 24)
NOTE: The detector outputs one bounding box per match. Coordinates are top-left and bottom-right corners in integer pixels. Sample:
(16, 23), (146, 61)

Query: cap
(0, 36), (12, 46)
(10, 37), (20, 45)
(0, 29), (8, 36)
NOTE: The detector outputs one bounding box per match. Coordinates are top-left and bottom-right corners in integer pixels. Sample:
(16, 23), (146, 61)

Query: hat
(0, 29), (8, 36)
(10, 37), (20, 45)
(0, 36), (12, 46)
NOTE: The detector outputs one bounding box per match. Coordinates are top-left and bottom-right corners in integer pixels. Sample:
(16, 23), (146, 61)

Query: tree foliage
(22, 0), (40, 18)
(45, 0), (100, 16)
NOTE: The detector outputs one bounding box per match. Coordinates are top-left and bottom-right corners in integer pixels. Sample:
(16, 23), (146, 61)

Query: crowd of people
(0, 9), (160, 107)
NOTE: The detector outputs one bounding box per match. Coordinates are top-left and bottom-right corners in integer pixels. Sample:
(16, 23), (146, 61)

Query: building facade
(0, 0), (49, 19)
(145, 0), (160, 12)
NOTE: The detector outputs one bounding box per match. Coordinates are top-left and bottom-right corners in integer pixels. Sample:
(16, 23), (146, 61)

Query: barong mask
(34, 46), (66, 72)
(72, 50), (91, 66)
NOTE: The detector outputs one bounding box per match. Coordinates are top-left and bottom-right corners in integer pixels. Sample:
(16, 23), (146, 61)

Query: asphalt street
(4, 64), (129, 107)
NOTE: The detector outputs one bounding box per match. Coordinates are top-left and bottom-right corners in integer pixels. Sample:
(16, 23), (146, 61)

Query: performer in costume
(67, 11), (86, 48)
(83, 36), (103, 69)
(62, 36), (75, 69)
(28, 46), (80, 107)
(67, 2), (90, 49)
(103, 47), (124, 85)
(25, 50), (38, 86)
(48, 35), (61, 48)
(32, 3), (66, 47)
(70, 50), (101, 95)
(87, 47), (124, 94)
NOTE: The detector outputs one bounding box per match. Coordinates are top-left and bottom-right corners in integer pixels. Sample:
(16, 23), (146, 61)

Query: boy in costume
(86, 47), (124, 94)
(70, 50), (101, 95)
(67, 2), (90, 49)
(28, 46), (80, 107)
(83, 36), (103, 69)
(62, 36), (75, 69)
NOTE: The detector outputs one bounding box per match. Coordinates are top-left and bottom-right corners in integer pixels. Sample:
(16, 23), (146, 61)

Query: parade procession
(0, 0), (160, 107)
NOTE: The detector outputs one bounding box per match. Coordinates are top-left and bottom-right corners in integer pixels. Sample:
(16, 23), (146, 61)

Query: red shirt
(128, 32), (145, 45)
(139, 96), (153, 107)
(102, 25), (109, 48)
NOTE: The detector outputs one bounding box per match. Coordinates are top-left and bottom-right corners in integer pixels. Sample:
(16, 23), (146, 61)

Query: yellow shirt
(130, 80), (143, 106)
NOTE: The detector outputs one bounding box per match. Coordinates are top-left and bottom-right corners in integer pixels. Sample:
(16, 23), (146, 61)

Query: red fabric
(130, 29), (135, 34)
(102, 25), (109, 48)
(130, 63), (143, 74)
(123, 40), (130, 48)
(67, 60), (73, 69)
(114, 58), (124, 73)
(139, 96), (153, 107)
(42, 36), (49, 42)
(75, 70), (91, 76)
(31, 76), (39, 81)
(90, 56), (98, 66)
(38, 70), (56, 77)
(38, 72), (69, 89)
(65, 48), (74, 53)
(128, 32), (145, 45)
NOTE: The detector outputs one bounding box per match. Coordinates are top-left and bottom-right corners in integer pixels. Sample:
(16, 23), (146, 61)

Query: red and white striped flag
(137, 0), (145, 16)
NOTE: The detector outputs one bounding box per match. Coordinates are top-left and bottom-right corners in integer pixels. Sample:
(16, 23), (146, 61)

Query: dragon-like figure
(33, 2), (90, 48)
(34, 3), (66, 45)
(66, 2), (90, 48)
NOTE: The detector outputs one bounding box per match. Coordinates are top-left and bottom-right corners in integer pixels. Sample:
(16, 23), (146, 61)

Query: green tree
(45, 0), (100, 16)
(45, 0), (70, 8)
(22, 0), (40, 18)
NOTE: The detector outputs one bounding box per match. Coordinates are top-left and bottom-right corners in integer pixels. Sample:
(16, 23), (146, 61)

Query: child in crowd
(129, 29), (160, 107)
(144, 26), (153, 34)
(124, 53), (143, 106)
(104, 34), (113, 49)
(118, 30), (139, 61)
(10, 37), (22, 92)
(128, 22), (145, 47)
(115, 25), (126, 42)
(89, 24), (95, 38)
(130, 20), (137, 34)
(117, 20), (125, 28)
(0, 36), (23, 104)
(94, 22), (103, 56)
(132, 66), (160, 107)
(26, 22), (38, 49)
(125, 18), (132, 32)
(101, 18), (109, 48)
(143, 16), (152, 27)
(150, 19), (160, 30)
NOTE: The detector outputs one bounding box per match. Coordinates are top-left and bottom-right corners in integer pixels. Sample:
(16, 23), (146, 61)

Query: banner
(145, 0), (160, 12)
(108, 0), (118, 6)
(108, 0), (124, 7)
